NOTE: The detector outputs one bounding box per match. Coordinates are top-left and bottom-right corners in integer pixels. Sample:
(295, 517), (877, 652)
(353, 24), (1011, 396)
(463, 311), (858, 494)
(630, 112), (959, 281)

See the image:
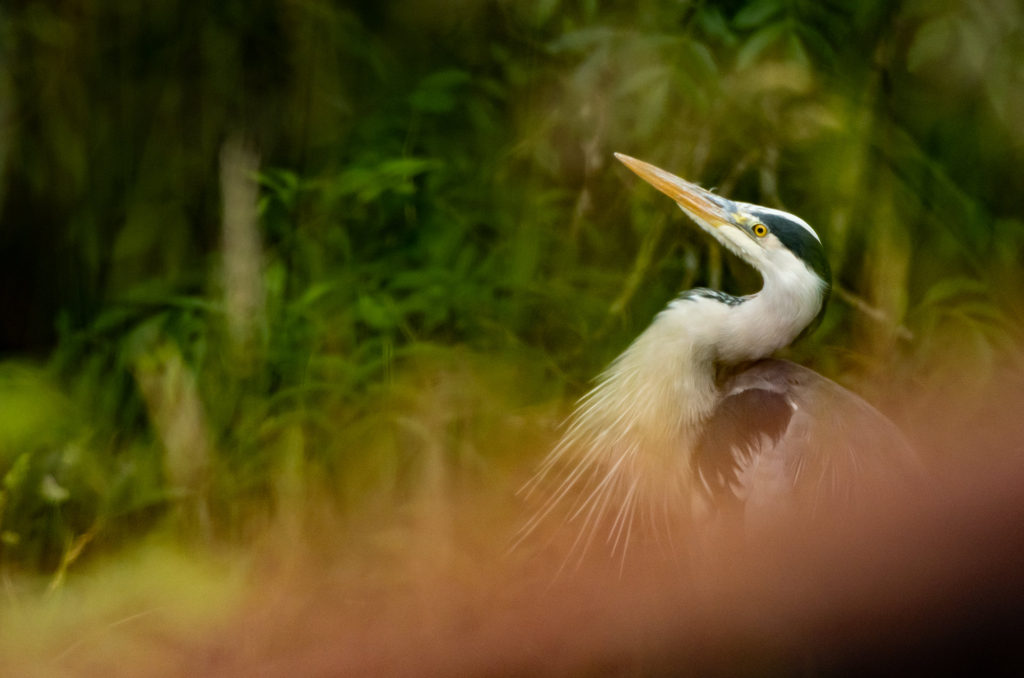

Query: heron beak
(614, 153), (735, 230)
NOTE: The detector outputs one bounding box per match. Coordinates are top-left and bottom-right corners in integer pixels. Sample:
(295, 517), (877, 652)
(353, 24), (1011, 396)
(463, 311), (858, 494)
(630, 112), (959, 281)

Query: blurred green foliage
(0, 0), (1022, 577)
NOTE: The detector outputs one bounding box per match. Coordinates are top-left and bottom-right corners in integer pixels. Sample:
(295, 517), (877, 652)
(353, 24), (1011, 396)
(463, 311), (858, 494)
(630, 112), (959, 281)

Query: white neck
(715, 265), (826, 363)
(552, 260), (825, 472)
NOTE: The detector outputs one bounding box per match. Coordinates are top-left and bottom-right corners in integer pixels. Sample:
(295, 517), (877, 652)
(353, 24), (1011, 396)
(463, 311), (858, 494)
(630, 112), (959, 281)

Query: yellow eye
(752, 223), (768, 237)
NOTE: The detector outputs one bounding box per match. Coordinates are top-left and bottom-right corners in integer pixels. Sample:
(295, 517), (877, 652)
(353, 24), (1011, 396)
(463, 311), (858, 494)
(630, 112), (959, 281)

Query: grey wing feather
(694, 359), (921, 516)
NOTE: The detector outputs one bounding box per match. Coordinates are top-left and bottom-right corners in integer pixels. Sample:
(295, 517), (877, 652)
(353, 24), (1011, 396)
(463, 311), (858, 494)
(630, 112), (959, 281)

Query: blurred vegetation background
(0, 0), (1022, 582)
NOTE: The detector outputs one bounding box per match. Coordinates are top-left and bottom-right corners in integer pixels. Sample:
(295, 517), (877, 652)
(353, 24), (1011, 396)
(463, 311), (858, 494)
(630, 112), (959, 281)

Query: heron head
(610, 152), (827, 335)
(614, 153), (831, 321)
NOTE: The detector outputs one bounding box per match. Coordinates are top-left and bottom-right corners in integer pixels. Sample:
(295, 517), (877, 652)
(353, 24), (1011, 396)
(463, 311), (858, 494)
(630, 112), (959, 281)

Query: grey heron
(523, 154), (918, 549)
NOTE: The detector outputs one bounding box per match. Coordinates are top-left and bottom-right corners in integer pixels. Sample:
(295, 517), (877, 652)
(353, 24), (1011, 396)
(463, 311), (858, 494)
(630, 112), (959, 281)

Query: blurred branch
(220, 135), (266, 359)
(606, 214), (667, 321)
(834, 285), (914, 342)
(132, 342), (213, 538)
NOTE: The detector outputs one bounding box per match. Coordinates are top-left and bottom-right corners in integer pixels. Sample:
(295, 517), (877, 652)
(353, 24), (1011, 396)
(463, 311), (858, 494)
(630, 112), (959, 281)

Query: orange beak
(614, 153), (735, 230)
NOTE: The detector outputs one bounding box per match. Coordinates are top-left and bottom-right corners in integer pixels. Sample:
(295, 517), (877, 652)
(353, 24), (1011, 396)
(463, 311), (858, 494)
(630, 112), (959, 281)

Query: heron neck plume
(561, 267), (826, 470)
(524, 270), (826, 545)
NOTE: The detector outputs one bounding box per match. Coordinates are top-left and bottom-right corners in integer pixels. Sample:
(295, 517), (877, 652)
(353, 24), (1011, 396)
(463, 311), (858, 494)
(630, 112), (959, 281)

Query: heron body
(525, 154), (916, 542)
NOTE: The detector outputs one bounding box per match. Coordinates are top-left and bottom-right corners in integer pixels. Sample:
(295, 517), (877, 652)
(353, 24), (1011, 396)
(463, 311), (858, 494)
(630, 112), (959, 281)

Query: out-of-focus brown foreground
(9, 372), (1024, 678)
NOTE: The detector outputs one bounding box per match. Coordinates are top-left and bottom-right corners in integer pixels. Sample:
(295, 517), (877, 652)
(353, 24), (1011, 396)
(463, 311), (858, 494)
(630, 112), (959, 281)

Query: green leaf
(357, 294), (402, 331)
(786, 32), (810, 68)
(684, 41), (719, 81)
(737, 22), (787, 69)
(334, 157), (440, 204)
(697, 7), (736, 45)
(409, 70), (472, 114)
(907, 17), (955, 73)
(3, 453), (31, 493)
(734, 0), (784, 30)
(532, 0), (561, 25)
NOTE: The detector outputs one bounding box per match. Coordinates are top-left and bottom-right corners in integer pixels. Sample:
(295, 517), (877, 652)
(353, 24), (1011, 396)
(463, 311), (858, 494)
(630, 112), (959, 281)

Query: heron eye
(752, 223), (768, 237)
